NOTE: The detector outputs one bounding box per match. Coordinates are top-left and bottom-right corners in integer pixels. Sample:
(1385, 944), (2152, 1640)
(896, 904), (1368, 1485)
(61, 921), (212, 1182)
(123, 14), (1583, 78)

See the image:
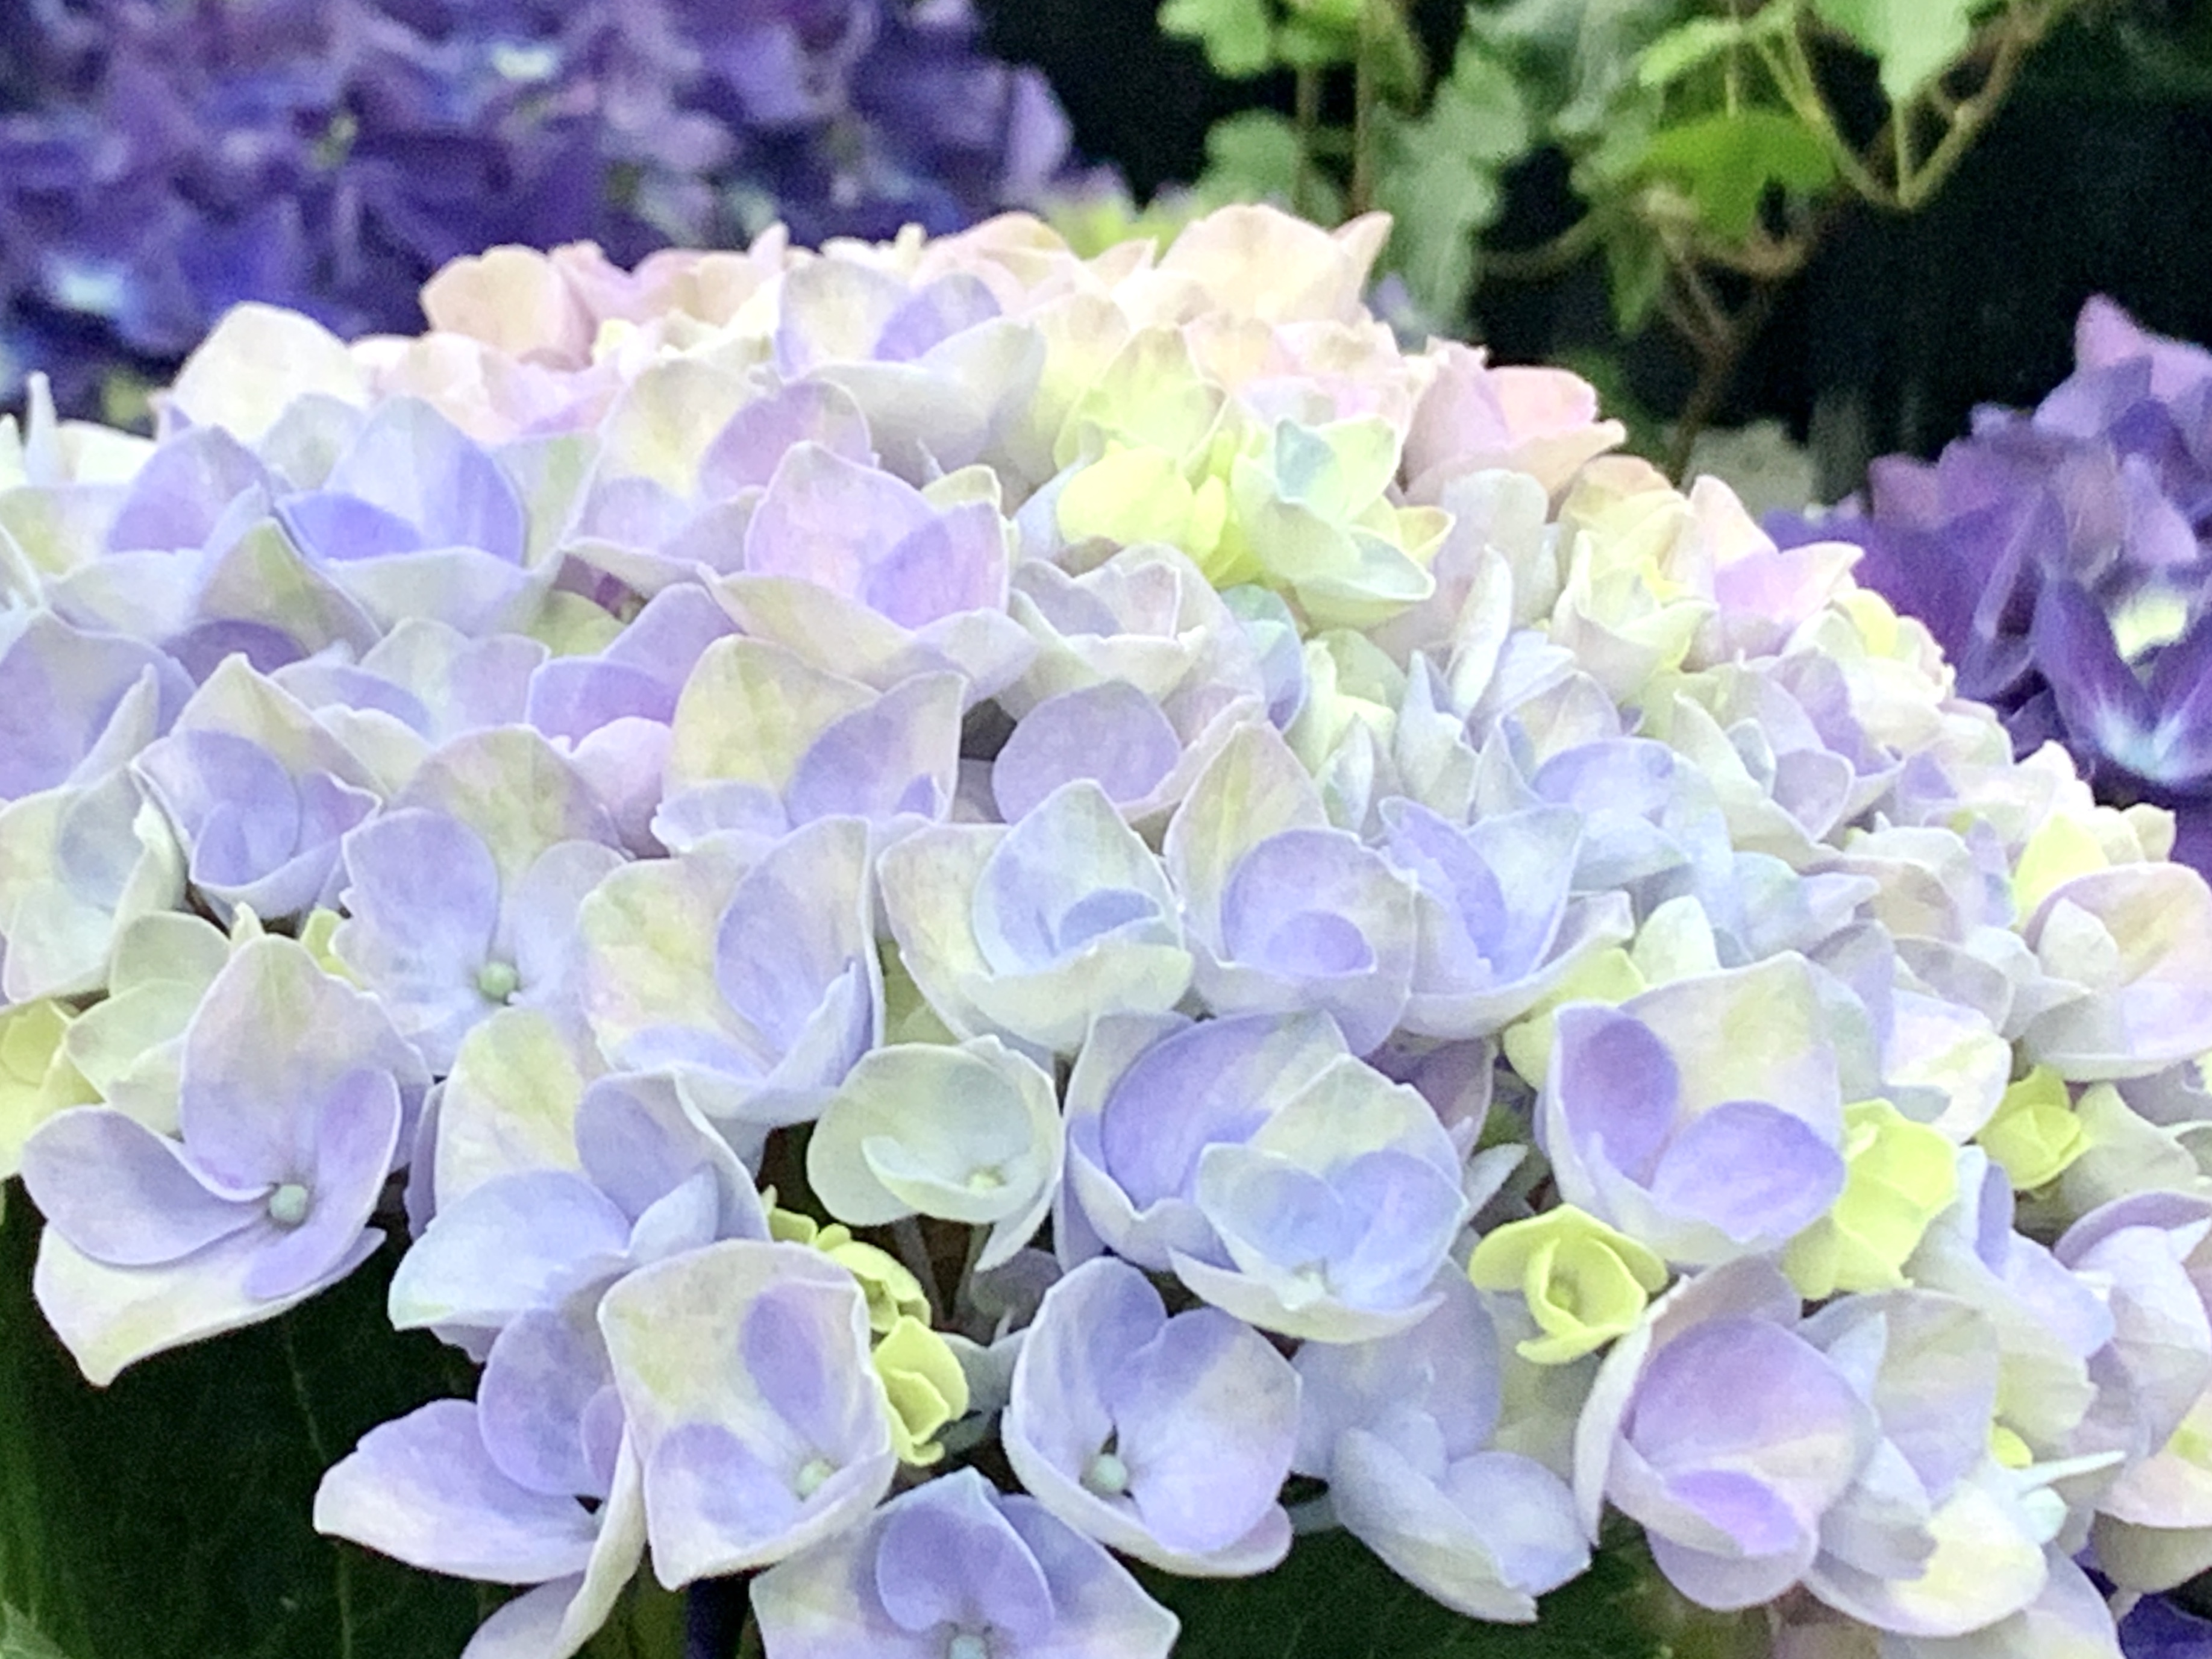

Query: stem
(891, 1216), (941, 1321)
(1293, 66), (1322, 219)
(1484, 212), (1608, 280)
(284, 1320), (352, 1659)
(1756, 30), (1897, 209)
(1896, 10), (2040, 209)
(1349, 0), (1405, 215)
(1664, 270), (1787, 483)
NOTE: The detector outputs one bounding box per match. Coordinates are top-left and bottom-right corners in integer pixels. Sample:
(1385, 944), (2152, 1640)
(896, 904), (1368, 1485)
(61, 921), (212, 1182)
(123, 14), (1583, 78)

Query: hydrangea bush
(7, 204), (2212, 1657)
(0, 0), (1071, 420)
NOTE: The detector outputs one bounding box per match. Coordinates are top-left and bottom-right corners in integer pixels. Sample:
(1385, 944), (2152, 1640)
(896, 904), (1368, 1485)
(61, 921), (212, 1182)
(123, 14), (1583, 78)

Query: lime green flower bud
(1783, 1100), (1957, 1299)
(1056, 444), (1230, 571)
(766, 1207), (931, 1335)
(2011, 813), (2109, 918)
(1467, 1205), (1669, 1365)
(298, 908), (363, 985)
(873, 1314), (971, 1467)
(1977, 1065), (2088, 1192)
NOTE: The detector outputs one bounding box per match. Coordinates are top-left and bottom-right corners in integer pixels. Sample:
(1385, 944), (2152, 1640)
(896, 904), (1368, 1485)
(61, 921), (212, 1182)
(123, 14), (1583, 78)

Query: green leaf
(0, 1606), (74, 1659)
(1371, 37), (1531, 323)
(1140, 1525), (1679, 1659)
(0, 1210), (495, 1659)
(1159, 0), (1279, 78)
(1195, 110), (1346, 222)
(1603, 228), (1670, 333)
(1277, 14), (1359, 69)
(1637, 107), (1836, 240)
(1636, 6), (1803, 90)
(1811, 0), (1991, 103)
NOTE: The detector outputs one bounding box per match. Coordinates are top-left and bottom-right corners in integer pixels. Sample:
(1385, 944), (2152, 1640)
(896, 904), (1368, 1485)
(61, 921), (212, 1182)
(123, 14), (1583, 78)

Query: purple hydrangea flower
(1770, 298), (2212, 875)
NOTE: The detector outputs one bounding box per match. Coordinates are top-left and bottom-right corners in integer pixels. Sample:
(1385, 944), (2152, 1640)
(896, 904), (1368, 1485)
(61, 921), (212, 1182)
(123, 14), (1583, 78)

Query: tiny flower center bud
(1081, 1448), (1130, 1497)
(946, 1632), (990, 1659)
(966, 1165), (1004, 1193)
(267, 1183), (311, 1228)
(475, 960), (521, 1003)
(794, 1456), (835, 1499)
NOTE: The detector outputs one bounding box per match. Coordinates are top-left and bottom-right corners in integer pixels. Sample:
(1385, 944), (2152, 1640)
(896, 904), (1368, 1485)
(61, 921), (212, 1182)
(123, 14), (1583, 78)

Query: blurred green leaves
(1152, 0), (2093, 472)
(1638, 107), (1835, 239)
(1376, 39), (1531, 315)
(1812, 0), (2008, 103)
(1160, 0), (1278, 76)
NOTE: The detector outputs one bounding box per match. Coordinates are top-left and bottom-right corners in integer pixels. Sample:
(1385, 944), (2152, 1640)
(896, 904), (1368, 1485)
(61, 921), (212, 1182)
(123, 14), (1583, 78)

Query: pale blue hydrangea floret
(1165, 723), (1418, 1055)
(21, 936), (425, 1382)
(331, 727), (624, 1071)
(598, 1240), (898, 1585)
(750, 1467), (1179, 1659)
(1379, 798), (1633, 1038)
(1001, 1255), (1299, 1575)
(391, 1070), (768, 1344)
(1293, 1272), (1590, 1620)
(273, 397), (551, 633)
(654, 637), (962, 856)
(1541, 955), (1849, 1265)
(1062, 1011), (1465, 1341)
(877, 778), (1192, 1058)
(313, 1394), (647, 1659)
(128, 655), (383, 923)
(577, 815), (880, 1129)
(0, 611), (192, 803)
(1581, 1261), (1876, 1612)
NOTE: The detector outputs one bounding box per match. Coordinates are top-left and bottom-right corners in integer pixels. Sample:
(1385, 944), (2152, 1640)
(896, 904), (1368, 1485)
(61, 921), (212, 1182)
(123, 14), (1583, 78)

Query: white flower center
(267, 1183), (311, 1228)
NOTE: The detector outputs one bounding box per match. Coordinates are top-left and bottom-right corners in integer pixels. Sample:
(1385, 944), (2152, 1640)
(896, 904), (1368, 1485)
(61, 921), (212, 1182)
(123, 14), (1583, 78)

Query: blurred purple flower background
(1770, 299), (2212, 876)
(0, 0), (1073, 419)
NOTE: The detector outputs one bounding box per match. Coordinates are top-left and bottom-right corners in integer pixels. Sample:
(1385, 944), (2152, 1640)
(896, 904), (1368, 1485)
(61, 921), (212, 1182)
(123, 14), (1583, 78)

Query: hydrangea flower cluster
(0, 0), (1070, 418)
(10, 204), (2212, 1658)
(1770, 299), (2212, 881)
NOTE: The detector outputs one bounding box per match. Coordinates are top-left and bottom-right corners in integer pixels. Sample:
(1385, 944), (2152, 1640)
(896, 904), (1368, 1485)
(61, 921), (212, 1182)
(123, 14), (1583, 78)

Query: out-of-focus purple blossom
(0, 0), (1076, 421)
(1770, 299), (2212, 877)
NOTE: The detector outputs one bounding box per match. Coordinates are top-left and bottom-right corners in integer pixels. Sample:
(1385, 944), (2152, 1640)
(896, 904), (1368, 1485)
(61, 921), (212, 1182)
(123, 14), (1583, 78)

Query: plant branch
(1294, 66), (1323, 220)
(1484, 211), (1608, 280)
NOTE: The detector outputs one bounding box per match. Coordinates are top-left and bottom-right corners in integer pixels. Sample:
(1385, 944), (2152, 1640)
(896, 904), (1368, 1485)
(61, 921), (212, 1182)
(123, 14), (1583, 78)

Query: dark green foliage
(1136, 1523), (1689, 1659)
(0, 1209), (487, 1659)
